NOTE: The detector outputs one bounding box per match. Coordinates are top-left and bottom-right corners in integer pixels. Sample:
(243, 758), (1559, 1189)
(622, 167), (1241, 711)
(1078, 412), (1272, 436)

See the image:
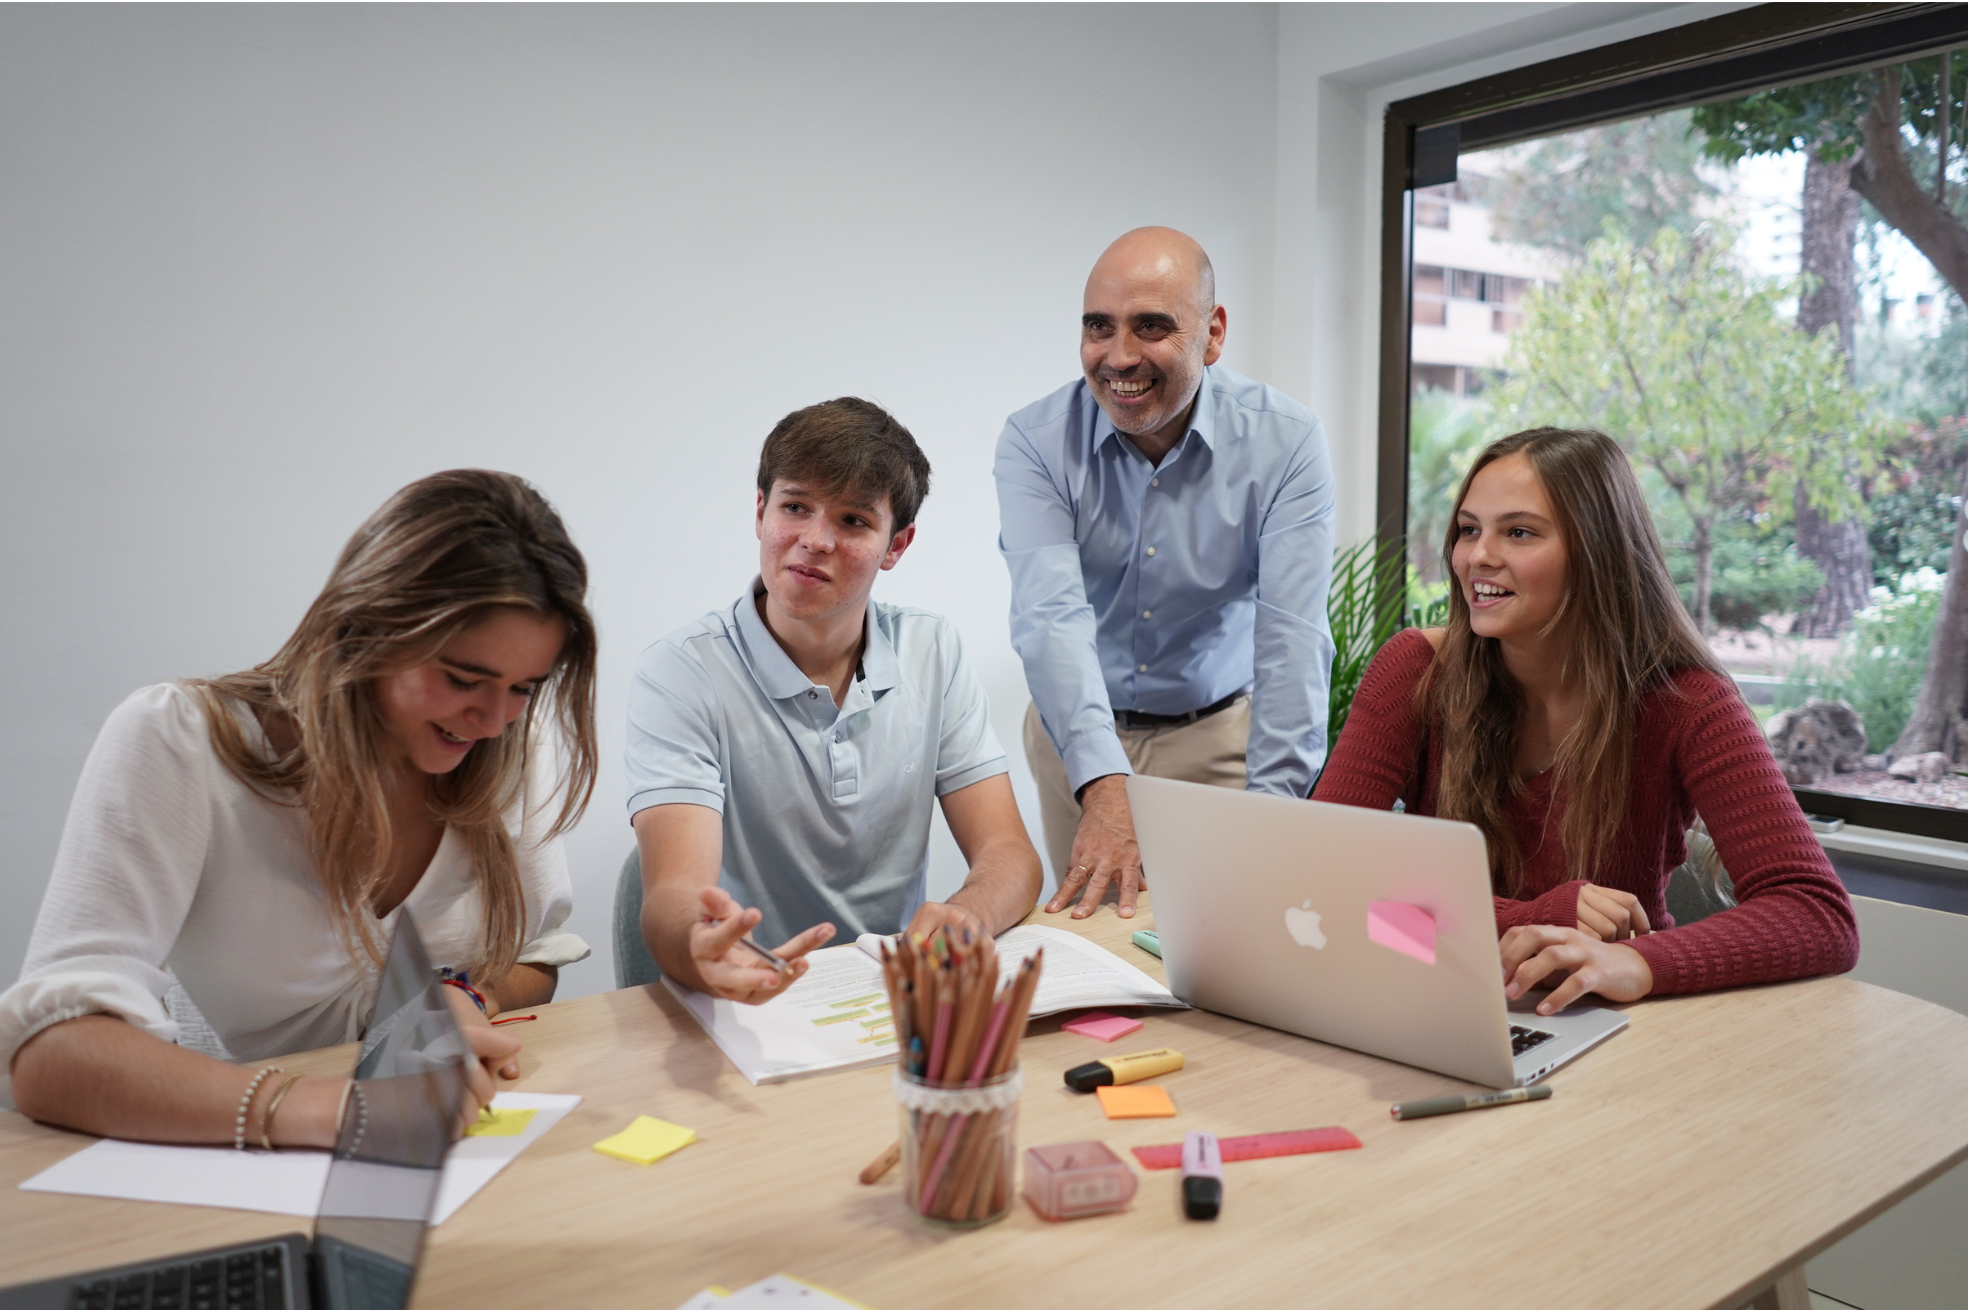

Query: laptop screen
(312, 910), (469, 1309)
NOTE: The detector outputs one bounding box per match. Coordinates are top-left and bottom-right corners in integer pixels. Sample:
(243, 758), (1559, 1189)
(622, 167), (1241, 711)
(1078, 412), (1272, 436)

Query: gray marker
(1392, 1084), (1552, 1120)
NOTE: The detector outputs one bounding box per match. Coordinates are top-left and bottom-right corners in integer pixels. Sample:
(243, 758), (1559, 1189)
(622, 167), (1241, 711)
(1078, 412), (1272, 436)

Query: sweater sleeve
(1623, 674), (1859, 994)
(1311, 629), (1435, 810)
(1495, 881), (1585, 933)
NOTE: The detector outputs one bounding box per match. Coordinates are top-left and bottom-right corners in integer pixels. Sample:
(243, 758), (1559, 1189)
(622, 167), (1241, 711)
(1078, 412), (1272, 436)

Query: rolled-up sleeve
(1250, 421), (1337, 797)
(996, 419), (1131, 794)
(0, 687), (211, 1103)
(625, 638), (728, 818)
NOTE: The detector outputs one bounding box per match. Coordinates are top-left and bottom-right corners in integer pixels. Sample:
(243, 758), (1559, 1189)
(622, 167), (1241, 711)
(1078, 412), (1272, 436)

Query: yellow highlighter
(1064, 1047), (1184, 1092)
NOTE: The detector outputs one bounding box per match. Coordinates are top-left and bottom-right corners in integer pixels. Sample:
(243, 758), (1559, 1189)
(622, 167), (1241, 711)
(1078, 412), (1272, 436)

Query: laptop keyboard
(69, 1246), (288, 1310)
(1510, 1024), (1558, 1057)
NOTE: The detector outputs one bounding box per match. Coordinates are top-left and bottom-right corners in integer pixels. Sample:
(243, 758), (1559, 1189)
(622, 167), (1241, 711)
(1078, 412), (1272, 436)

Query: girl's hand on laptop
(1499, 925), (1654, 1014)
(691, 885), (834, 1005)
(1575, 884), (1652, 942)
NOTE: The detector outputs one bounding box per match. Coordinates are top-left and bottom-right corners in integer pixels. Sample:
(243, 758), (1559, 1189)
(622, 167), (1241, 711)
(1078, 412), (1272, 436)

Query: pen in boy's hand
(740, 934), (792, 975)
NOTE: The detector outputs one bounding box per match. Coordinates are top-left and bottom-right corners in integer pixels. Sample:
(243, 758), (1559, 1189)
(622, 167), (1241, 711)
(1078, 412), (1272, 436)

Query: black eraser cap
(1064, 1061), (1114, 1092)
(1183, 1176), (1222, 1220)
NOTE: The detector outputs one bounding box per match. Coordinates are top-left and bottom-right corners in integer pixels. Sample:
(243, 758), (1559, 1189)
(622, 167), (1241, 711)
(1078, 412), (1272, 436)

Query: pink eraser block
(1367, 901), (1436, 965)
(1062, 1011), (1143, 1043)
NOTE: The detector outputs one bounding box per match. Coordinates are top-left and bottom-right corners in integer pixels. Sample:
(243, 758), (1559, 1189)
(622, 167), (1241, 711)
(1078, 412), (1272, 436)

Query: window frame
(1376, 1), (1968, 845)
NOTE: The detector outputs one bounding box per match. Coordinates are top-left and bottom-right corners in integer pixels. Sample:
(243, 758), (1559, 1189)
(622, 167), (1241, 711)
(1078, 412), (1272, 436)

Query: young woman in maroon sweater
(1313, 428), (1857, 1015)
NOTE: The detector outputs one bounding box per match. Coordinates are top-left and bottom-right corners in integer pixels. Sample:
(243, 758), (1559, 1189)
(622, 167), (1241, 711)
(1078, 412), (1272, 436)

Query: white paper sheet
(18, 1091), (578, 1226)
(670, 924), (1186, 1086)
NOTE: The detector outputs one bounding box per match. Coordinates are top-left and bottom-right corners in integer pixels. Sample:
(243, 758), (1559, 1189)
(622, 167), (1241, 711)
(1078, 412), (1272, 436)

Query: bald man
(995, 227), (1336, 919)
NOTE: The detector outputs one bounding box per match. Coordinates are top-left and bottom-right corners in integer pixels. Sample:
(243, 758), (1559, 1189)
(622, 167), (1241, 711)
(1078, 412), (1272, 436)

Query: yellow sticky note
(1096, 1084), (1177, 1119)
(594, 1115), (697, 1165)
(465, 1106), (538, 1137)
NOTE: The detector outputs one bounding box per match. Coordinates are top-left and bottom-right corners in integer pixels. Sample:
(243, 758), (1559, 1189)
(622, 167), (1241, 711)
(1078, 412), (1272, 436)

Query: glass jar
(893, 1066), (1022, 1228)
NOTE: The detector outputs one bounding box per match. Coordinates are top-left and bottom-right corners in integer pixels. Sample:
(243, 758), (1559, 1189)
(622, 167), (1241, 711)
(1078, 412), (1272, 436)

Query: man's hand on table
(1045, 774), (1145, 920)
(690, 885), (835, 1005)
(905, 899), (991, 948)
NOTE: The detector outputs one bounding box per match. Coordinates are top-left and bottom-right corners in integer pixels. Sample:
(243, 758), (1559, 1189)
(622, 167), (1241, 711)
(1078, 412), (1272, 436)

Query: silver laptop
(0, 910), (467, 1310)
(1129, 775), (1627, 1088)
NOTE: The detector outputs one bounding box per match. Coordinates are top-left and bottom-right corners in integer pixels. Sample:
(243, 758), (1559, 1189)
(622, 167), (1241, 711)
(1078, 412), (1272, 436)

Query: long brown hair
(1420, 428), (1722, 894)
(189, 470), (598, 978)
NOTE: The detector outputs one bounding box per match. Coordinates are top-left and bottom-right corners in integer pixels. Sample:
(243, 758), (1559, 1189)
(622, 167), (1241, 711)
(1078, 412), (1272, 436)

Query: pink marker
(1181, 1131), (1223, 1220)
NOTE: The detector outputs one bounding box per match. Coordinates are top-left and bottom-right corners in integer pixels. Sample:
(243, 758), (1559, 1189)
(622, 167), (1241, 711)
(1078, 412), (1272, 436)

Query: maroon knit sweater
(1311, 629), (1858, 994)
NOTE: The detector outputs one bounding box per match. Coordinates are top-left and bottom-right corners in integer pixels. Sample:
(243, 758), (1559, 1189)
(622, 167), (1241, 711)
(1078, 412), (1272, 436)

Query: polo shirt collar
(734, 579), (899, 700)
(1091, 364), (1219, 456)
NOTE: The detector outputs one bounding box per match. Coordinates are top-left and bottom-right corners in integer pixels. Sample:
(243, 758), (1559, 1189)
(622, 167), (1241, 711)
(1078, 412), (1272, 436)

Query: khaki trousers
(1022, 697), (1250, 882)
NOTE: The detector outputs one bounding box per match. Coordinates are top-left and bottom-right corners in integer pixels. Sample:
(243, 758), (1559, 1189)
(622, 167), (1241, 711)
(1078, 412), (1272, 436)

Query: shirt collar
(1090, 364), (1219, 456)
(733, 578), (900, 700)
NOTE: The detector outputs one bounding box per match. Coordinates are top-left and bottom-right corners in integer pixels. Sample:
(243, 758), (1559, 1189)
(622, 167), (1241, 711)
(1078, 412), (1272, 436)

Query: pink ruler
(1131, 1127), (1361, 1170)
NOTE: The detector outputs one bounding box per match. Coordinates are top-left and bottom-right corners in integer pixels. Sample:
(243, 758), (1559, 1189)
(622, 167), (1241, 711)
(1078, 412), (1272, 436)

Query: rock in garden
(1888, 752), (1954, 784)
(1764, 698), (1869, 785)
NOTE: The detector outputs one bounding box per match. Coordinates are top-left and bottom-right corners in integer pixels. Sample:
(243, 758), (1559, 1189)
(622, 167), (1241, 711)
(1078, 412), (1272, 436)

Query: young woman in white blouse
(2, 469), (598, 1150)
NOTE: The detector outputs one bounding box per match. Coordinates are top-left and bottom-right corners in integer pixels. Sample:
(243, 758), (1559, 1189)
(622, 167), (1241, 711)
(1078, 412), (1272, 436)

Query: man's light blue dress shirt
(995, 365), (1336, 799)
(625, 584), (1008, 949)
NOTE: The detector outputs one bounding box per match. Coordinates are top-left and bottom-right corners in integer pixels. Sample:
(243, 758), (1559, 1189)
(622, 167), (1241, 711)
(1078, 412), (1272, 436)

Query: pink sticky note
(1061, 1011), (1143, 1043)
(1367, 901), (1436, 965)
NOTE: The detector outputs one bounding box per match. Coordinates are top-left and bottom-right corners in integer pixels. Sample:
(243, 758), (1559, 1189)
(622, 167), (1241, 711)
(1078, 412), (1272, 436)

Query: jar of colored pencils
(894, 1065), (1022, 1227)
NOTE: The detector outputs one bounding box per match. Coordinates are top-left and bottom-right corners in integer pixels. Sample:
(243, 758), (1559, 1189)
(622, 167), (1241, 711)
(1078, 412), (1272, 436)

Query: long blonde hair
(1419, 428), (1722, 894)
(189, 470), (598, 978)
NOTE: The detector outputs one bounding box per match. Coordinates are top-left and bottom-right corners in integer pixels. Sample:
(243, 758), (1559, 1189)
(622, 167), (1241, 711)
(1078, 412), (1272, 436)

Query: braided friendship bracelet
(442, 978), (487, 1011)
(234, 1065), (283, 1151)
(259, 1073), (305, 1152)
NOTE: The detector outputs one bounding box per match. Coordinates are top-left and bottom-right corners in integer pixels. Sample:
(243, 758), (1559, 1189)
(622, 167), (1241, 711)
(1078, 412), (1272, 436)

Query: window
(1381, 6), (1968, 842)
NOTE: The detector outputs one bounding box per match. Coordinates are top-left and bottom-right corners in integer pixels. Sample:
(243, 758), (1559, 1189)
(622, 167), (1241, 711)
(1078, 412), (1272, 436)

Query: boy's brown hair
(756, 397), (932, 531)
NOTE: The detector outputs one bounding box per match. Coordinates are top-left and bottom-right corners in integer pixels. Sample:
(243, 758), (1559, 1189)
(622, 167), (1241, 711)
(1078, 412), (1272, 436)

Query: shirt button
(1145, 546), (1157, 557)
(1142, 610), (1152, 619)
(1151, 479), (1160, 488)
(1137, 663), (1148, 672)
(808, 691), (817, 699)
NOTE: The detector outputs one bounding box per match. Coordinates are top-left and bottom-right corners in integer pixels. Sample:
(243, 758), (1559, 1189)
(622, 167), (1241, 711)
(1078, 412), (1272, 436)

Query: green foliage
(1870, 485), (1967, 585)
(1694, 57), (1968, 167)
(1692, 75), (1870, 163)
(1776, 569), (1949, 749)
(1488, 224), (1878, 632)
(1406, 389), (1489, 584)
(1647, 484), (1823, 629)
(1326, 538), (1410, 748)
(1477, 109), (1719, 259)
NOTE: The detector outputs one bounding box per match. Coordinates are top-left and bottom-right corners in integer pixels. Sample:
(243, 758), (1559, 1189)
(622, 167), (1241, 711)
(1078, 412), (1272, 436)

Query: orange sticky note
(1096, 1084), (1177, 1119)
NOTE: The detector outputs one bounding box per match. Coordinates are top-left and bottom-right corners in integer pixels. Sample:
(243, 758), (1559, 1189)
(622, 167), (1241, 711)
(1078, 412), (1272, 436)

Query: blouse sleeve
(511, 737), (591, 970)
(1623, 674), (1859, 994)
(0, 686), (216, 1103)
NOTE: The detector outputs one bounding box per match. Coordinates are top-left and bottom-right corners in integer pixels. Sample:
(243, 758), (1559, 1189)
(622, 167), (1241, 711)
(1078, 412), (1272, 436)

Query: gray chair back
(613, 848), (663, 989)
(1664, 817), (1735, 927)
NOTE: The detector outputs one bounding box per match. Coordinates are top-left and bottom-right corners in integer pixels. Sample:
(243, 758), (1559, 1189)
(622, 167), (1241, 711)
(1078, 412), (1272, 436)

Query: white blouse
(0, 684), (589, 1105)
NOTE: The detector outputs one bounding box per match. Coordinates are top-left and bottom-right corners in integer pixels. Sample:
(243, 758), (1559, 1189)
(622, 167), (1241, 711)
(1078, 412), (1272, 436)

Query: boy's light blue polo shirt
(625, 583), (1009, 949)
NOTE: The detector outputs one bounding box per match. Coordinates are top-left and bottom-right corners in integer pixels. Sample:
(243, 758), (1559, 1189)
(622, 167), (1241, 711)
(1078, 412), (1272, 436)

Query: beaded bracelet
(234, 1065), (283, 1151)
(259, 1073), (305, 1151)
(342, 1082), (369, 1158)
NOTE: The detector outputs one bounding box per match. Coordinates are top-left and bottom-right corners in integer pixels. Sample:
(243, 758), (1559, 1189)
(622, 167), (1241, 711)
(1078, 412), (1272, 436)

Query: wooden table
(5, 896), (1968, 1308)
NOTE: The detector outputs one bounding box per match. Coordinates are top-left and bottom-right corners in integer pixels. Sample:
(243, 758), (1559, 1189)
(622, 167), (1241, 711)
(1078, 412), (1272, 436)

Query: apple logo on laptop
(1285, 900), (1327, 949)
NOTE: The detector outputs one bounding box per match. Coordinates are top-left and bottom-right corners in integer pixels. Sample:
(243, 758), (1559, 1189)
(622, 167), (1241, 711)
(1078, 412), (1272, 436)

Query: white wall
(0, 2), (1733, 1002)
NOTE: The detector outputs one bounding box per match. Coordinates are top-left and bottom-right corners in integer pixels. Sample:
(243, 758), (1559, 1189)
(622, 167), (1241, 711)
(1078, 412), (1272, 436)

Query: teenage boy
(627, 397), (1043, 1004)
